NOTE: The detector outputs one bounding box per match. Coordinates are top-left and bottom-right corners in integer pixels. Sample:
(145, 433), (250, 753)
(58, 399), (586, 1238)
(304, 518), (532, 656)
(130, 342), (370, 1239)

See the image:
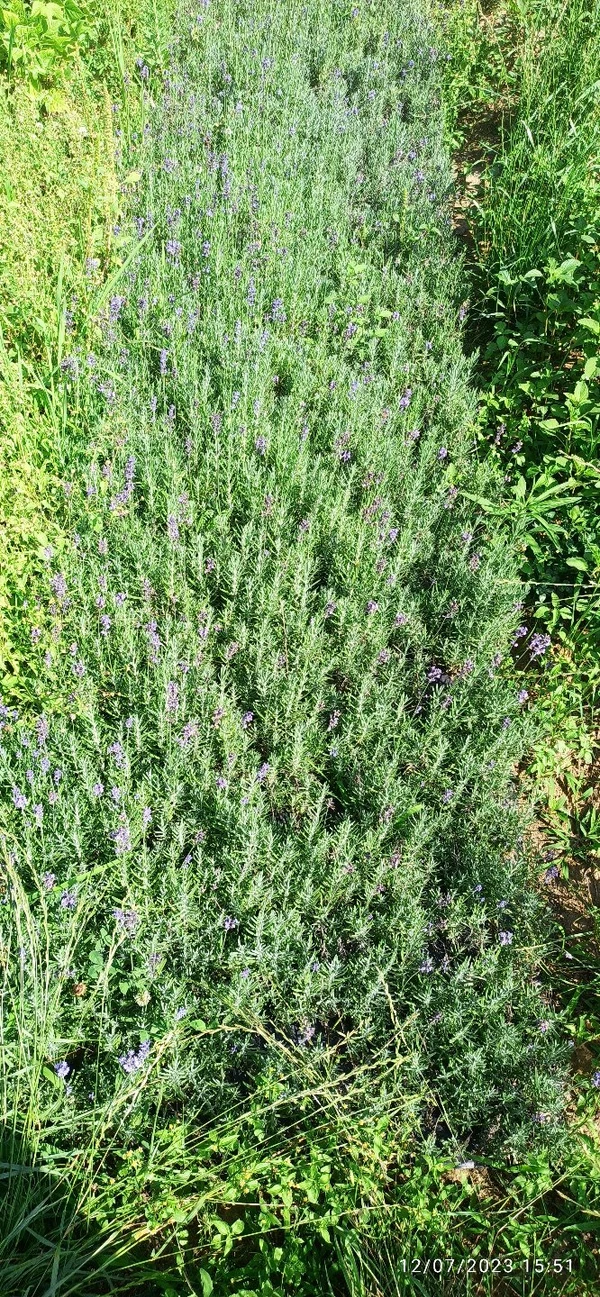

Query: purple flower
(167, 514), (180, 543)
(225, 641), (239, 660)
(92, 783), (104, 798)
(419, 956), (435, 973)
(109, 295), (126, 320)
(530, 633), (551, 659)
(166, 681), (179, 714)
(12, 787), (27, 810)
(33, 804), (43, 826)
(50, 573), (67, 600)
(175, 1006), (187, 1021)
(366, 600), (379, 615)
(115, 591), (127, 607)
(377, 649), (391, 665)
(166, 238), (181, 261)
(469, 553), (481, 572)
(177, 720), (199, 747)
(142, 806), (152, 826)
(270, 298), (286, 322)
(119, 1040), (151, 1074)
(324, 601), (337, 618)
(42, 871), (56, 890)
(113, 822), (131, 855)
(256, 762), (270, 784)
(36, 716), (49, 745)
(242, 711), (254, 728)
(592, 1071), (600, 1088)
(442, 789), (454, 804)
(255, 435), (267, 455)
(54, 1061), (70, 1080)
(72, 660), (86, 678)
(145, 620), (161, 665)
(160, 349), (168, 377)
(108, 742), (126, 769)
(224, 915), (238, 931)
(298, 1024), (315, 1045)
(111, 786), (122, 803)
(398, 388), (412, 410)
(100, 615), (112, 636)
(544, 865), (559, 883)
(518, 689), (529, 704)
(60, 889), (77, 911)
(498, 930), (513, 946)
(216, 776), (227, 791)
(113, 907), (139, 934)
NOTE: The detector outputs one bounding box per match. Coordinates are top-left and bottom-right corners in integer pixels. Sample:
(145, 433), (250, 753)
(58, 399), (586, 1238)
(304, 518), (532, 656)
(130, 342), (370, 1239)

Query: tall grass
(487, 0), (600, 277)
(0, 0), (171, 700)
(440, 0), (600, 798)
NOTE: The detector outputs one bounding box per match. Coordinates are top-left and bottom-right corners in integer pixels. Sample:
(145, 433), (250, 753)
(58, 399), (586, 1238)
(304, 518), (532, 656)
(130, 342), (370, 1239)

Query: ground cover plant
(1, 0), (596, 1290)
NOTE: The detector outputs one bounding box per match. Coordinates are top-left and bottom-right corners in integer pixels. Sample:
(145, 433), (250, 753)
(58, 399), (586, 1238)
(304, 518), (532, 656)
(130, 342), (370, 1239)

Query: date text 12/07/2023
(396, 1259), (575, 1276)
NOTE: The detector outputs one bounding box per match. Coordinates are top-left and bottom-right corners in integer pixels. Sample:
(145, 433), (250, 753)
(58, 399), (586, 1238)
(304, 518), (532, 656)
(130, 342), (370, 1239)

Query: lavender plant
(0, 4), (570, 1264)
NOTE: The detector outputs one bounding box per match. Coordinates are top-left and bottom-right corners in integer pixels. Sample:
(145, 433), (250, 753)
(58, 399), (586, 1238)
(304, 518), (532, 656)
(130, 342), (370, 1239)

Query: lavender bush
(0, 3), (569, 1272)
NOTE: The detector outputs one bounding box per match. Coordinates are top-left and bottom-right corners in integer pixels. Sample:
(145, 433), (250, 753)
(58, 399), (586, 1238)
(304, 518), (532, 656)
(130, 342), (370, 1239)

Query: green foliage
(0, 0), (170, 697)
(439, 0), (600, 831)
(2, 0), (600, 1290)
(0, 0), (587, 1288)
(2, 0), (569, 1160)
(0, 0), (96, 91)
